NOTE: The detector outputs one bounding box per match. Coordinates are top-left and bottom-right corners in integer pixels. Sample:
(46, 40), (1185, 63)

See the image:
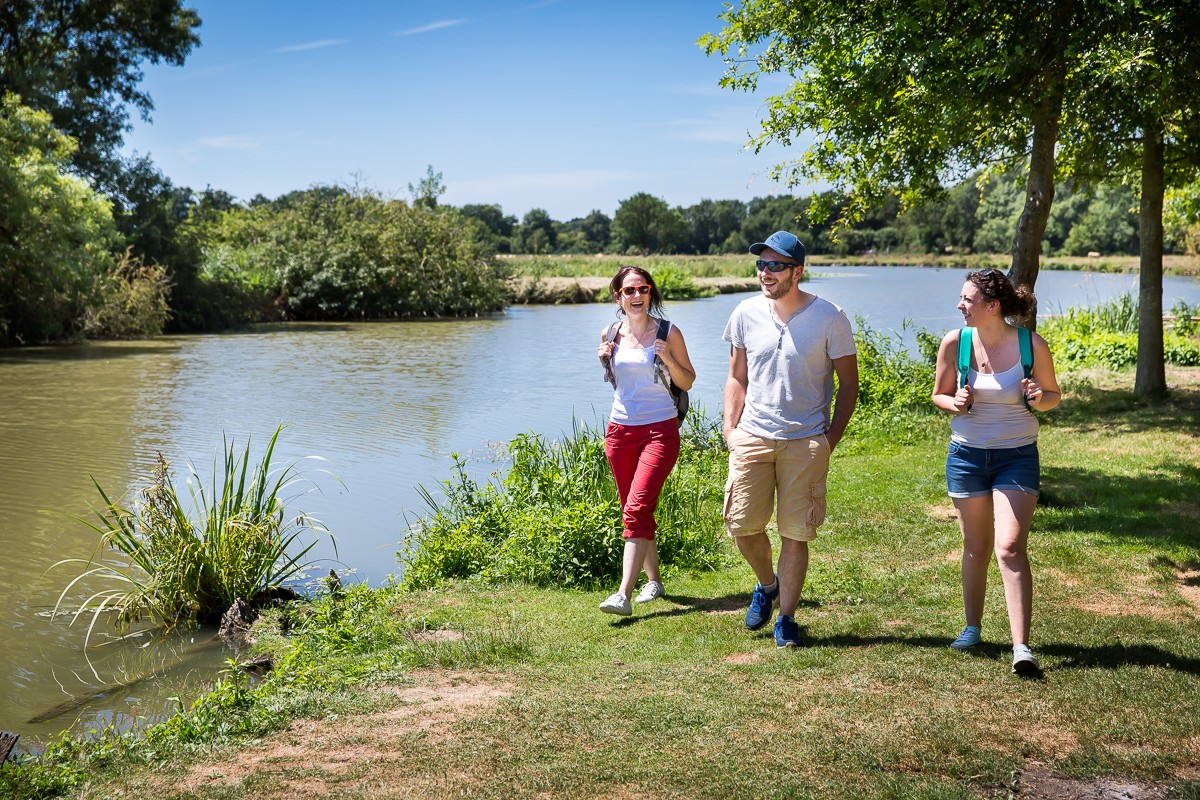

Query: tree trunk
(1135, 129), (1167, 401)
(1009, 74), (1065, 332)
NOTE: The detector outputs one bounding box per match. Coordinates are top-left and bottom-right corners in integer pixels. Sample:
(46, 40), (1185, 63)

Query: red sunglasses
(619, 285), (651, 297)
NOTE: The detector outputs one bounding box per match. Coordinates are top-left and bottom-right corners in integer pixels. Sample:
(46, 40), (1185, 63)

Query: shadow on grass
(800, 633), (1200, 676)
(1050, 380), (1200, 435)
(1038, 461), (1200, 550)
(605, 593), (826, 628)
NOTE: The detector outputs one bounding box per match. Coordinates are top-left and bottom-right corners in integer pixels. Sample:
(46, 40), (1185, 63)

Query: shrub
(1042, 293), (1200, 368)
(850, 321), (939, 440)
(652, 264), (717, 300)
(399, 421), (731, 590)
(83, 253), (172, 338)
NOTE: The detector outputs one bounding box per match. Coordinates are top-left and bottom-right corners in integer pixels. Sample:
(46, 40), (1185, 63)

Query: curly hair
(609, 265), (667, 318)
(966, 269), (1035, 318)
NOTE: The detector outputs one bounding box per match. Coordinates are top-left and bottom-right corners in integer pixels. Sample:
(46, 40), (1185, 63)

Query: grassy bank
(6, 368), (1199, 799)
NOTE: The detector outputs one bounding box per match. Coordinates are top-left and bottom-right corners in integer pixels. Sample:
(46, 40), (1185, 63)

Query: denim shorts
(945, 441), (1040, 498)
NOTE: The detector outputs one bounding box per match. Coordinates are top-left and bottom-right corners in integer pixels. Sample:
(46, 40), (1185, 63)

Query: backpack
(602, 318), (689, 422)
(957, 326), (1033, 411)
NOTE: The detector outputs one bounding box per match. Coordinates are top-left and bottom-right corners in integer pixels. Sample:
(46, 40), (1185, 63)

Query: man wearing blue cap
(722, 230), (859, 648)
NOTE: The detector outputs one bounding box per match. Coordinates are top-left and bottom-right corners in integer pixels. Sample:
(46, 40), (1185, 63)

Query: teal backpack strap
(1017, 326), (1034, 411)
(956, 327), (972, 389)
(1017, 326), (1033, 379)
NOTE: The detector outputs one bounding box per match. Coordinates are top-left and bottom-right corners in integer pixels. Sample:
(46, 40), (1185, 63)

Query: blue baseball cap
(749, 231), (806, 265)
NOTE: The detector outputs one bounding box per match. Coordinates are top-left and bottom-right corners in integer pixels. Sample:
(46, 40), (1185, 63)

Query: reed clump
(54, 426), (331, 637)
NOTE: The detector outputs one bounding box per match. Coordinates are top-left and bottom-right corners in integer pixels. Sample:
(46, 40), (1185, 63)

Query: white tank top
(950, 362), (1039, 448)
(609, 344), (677, 426)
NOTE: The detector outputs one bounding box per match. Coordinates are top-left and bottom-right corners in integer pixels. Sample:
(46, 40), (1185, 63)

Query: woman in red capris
(595, 265), (696, 617)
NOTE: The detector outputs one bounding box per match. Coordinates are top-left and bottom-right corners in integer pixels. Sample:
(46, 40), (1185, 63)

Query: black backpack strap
(653, 318), (671, 384)
(602, 321), (620, 386)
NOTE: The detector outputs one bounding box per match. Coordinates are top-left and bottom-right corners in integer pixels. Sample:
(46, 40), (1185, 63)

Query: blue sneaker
(745, 574), (779, 631)
(950, 625), (981, 650)
(774, 614), (804, 648)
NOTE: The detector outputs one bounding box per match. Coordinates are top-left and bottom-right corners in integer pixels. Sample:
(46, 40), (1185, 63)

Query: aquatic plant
(54, 426), (332, 638)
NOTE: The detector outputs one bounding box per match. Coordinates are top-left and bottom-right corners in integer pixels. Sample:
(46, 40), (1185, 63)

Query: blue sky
(122, 0), (809, 221)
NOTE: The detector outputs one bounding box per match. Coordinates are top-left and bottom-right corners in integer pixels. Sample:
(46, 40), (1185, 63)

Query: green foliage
(0, 94), (120, 346)
(612, 192), (687, 254)
(1042, 293), (1200, 369)
(196, 188), (510, 320)
(400, 421), (732, 591)
(652, 264), (717, 300)
(850, 321), (939, 440)
(82, 253), (172, 338)
(53, 426), (331, 636)
(0, 1), (200, 187)
(1170, 300), (1198, 337)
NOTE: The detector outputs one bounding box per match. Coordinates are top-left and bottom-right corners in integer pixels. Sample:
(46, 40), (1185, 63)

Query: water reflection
(1, 266), (1197, 752)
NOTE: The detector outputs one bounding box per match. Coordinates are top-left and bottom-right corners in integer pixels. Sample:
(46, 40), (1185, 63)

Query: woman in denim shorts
(931, 270), (1061, 676)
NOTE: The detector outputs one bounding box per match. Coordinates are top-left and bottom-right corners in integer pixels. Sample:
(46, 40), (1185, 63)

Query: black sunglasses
(755, 259), (799, 273)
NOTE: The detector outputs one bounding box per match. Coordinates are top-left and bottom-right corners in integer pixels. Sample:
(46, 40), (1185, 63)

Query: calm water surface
(2, 266), (1198, 751)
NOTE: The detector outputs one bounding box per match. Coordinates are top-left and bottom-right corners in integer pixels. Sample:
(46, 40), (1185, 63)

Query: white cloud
(274, 39), (349, 53)
(397, 19), (466, 36)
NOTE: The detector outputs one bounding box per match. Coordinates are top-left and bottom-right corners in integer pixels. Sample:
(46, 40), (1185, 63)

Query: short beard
(761, 270), (795, 299)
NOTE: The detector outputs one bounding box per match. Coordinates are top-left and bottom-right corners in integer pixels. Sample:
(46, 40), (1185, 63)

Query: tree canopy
(0, 0), (201, 189)
(0, 93), (118, 346)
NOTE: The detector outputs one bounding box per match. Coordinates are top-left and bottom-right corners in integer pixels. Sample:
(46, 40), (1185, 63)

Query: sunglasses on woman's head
(620, 285), (651, 297)
(755, 259), (797, 272)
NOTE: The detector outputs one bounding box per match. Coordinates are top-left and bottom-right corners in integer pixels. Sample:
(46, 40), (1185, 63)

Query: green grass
(7, 373), (1200, 800)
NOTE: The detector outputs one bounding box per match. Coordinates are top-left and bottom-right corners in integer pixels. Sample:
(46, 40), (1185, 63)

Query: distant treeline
(1, 91), (1191, 347)
(472, 171), (1180, 260)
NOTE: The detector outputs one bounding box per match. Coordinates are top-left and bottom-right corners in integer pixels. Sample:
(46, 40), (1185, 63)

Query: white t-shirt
(723, 294), (857, 440)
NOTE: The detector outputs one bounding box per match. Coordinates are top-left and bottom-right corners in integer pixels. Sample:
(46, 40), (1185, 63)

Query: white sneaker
(1012, 644), (1040, 676)
(599, 592), (632, 616)
(633, 581), (664, 603)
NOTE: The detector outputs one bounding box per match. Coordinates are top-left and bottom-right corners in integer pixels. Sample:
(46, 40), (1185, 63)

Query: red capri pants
(604, 418), (681, 540)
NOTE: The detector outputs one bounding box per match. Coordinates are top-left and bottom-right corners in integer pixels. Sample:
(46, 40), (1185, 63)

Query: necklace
(624, 318), (656, 346)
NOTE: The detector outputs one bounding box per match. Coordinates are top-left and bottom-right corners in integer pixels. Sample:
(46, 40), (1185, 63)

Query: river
(2, 266), (1198, 753)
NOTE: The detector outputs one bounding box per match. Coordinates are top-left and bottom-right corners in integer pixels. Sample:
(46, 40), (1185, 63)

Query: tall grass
(54, 426), (332, 638)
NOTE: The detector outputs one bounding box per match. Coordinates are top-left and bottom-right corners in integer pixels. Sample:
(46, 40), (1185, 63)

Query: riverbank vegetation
(6, 323), (1199, 799)
(51, 427), (332, 639)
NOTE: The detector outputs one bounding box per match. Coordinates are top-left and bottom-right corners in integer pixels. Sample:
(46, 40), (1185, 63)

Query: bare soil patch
(162, 670), (511, 799)
(1013, 765), (1169, 799)
(1177, 565), (1200, 611)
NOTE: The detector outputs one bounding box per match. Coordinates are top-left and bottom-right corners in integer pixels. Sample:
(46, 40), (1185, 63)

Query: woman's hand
(1021, 378), (1043, 404)
(598, 340), (615, 365)
(953, 385), (973, 415)
(652, 338), (671, 363)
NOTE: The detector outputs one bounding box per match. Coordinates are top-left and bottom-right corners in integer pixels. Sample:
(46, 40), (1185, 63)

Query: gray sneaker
(633, 581), (664, 603)
(599, 592), (632, 616)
